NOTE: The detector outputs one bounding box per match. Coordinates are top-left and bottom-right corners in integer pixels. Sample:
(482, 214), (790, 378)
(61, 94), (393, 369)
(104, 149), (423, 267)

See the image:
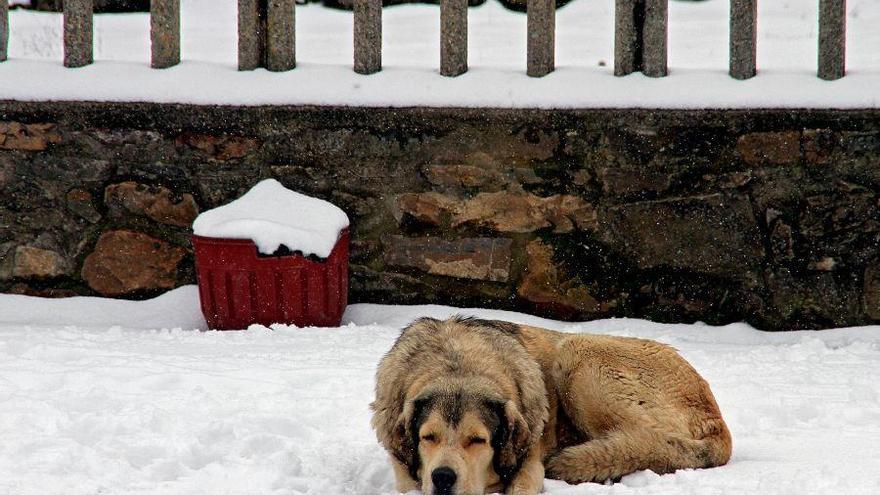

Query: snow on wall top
(1, 1), (880, 109)
(192, 179), (349, 258)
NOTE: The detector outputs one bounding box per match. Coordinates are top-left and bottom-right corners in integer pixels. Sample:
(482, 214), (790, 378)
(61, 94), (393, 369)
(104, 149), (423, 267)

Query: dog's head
(391, 387), (531, 495)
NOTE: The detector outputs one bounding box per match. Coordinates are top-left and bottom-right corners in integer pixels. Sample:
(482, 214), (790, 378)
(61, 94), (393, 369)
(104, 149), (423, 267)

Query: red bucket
(191, 230), (349, 330)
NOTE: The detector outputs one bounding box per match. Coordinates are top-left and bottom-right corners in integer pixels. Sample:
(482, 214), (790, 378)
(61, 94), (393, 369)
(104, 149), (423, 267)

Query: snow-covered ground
(0, 0), (879, 107)
(1, 286), (879, 494)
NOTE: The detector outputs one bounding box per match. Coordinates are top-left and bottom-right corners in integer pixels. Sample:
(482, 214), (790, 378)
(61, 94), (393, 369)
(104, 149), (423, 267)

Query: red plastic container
(191, 230), (349, 330)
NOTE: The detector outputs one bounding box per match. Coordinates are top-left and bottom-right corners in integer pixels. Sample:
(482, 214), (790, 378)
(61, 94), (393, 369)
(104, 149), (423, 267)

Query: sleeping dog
(371, 316), (731, 494)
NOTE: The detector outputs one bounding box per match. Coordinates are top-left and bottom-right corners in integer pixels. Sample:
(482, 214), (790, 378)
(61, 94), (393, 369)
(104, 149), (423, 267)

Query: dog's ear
(386, 396), (432, 482)
(490, 400), (532, 484)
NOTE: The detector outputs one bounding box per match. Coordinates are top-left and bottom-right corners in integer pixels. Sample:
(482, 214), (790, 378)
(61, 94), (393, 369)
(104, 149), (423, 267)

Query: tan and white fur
(371, 317), (731, 495)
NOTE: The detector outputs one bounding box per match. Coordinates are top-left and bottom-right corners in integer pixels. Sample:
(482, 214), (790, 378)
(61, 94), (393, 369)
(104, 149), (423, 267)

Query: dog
(371, 316), (731, 495)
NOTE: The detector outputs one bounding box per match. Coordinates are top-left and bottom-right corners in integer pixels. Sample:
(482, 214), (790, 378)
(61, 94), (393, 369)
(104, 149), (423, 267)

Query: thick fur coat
(371, 317), (732, 495)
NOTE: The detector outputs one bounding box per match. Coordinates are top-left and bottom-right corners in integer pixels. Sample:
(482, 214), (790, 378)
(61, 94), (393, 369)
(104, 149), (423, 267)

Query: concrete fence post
(239, 0), (263, 70)
(614, 0), (639, 76)
(615, 0), (667, 77)
(440, 0), (468, 77)
(527, 0), (555, 77)
(64, 0), (93, 68)
(642, 0), (667, 77)
(354, 0), (382, 74)
(729, 0), (757, 79)
(151, 0), (180, 69)
(818, 0), (846, 80)
(1, 2), (8, 62)
(267, 0), (296, 71)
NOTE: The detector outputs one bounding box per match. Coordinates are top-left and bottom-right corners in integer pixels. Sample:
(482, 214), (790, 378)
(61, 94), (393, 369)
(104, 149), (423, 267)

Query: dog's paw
(544, 449), (601, 484)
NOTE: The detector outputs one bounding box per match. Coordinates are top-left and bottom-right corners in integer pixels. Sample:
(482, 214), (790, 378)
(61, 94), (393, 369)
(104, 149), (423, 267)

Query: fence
(0, 0), (850, 80)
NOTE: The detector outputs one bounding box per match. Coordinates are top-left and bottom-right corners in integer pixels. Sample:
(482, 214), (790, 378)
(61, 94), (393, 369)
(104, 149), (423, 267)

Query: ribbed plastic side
(192, 230), (349, 330)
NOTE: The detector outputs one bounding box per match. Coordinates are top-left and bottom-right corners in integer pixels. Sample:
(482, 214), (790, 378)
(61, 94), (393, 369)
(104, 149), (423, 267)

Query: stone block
(599, 193), (764, 276)
(105, 181), (199, 227)
(803, 129), (835, 165)
(517, 239), (600, 315)
(383, 235), (512, 282)
(864, 264), (880, 320)
(175, 132), (260, 161)
(396, 192), (457, 227)
(736, 131), (802, 165)
(454, 191), (596, 233)
(423, 164), (505, 189)
(66, 189), (102, 223)
(81, 230), (186, 296)
(11, 246), (69, 279)
(0, 122), (61, 151)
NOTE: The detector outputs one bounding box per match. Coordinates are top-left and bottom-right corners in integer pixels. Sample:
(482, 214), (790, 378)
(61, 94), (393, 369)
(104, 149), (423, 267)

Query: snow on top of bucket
(192, 179), (350, 258)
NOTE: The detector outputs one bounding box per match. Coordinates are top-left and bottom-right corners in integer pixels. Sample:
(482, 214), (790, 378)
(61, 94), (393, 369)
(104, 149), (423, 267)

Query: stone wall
(2, 102), (879, 330)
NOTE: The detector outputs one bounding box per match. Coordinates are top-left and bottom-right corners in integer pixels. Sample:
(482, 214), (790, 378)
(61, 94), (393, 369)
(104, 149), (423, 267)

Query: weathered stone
(423, 164), (505, 189)
(765, 267), (858, 327)
(598, 166), (673, 196)
(105, 181), (199, 227)
(0, 158), (12, 188)
(66, 189), (102, 223)
(517, 240), (600, 315)
(81, 230), (185, 296)
(769, 219), (795, 261)
(7, 283), (79, 298)
(383, 235), (512, 282)
(542, 194), (599, 233)
(9, 246), (68, 279)
(176, 132), (260, 161)
(803, 129), (835, 165)
(454, 191), (596, 233)
(737, 131), (802, 165)
(840, 131), (880, 155)
(396, 192), (457, 226)
(599, 193), (764, 276)
(0, 122), (61, 151)
(800, 190), (879, 240)
(808, 257), (837, 271)
(864, 264), (880, 320)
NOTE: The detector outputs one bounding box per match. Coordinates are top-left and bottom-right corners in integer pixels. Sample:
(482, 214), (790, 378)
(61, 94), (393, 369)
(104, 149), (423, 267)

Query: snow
(1, 287), (880, 494)
(0, 0), (879, 108)
(192, 179), (350, 258)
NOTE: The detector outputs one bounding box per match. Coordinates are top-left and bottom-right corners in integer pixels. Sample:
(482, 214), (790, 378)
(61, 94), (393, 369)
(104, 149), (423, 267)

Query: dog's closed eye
(467, 436), (487, 447)
(421, 433), (437, 443)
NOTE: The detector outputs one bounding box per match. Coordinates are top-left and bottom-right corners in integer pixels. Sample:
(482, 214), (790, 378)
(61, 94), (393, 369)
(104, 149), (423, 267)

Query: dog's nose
(431, 466), (457, 492)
